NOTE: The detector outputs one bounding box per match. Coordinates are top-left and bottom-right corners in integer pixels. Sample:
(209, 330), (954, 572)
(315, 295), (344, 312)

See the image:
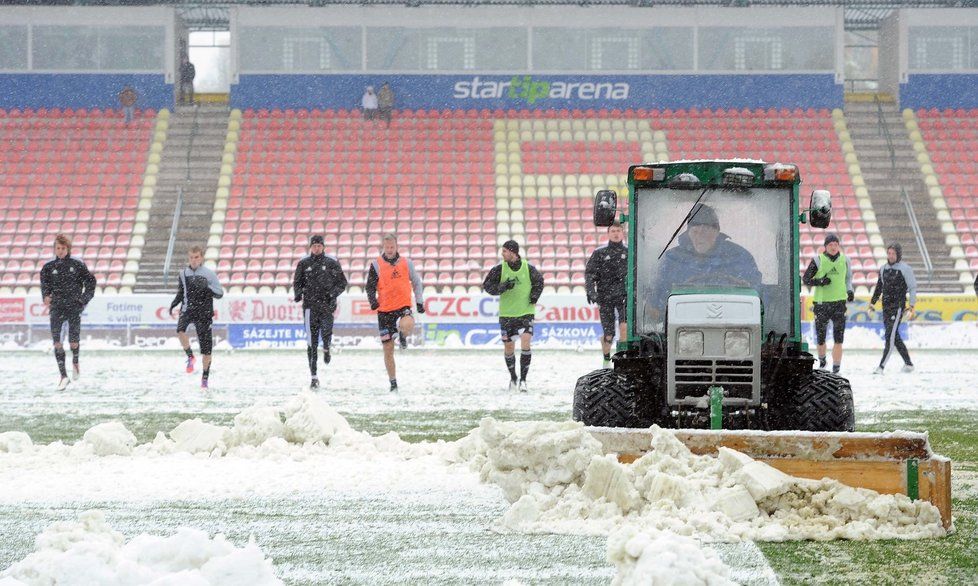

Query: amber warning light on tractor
(632, 166), (665, 181)
(763, 163), (798, 182)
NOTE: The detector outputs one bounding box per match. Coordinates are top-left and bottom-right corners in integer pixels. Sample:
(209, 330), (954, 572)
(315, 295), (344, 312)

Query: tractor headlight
(724, 330), (751, 357)
(677, 329), (704, 356)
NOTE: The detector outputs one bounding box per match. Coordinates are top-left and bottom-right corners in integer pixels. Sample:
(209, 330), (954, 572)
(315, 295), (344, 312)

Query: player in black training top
(169, 246), (224, 389)
(585, 222), (628, 369)
(293, 235), (348, 390)
(39, 234), (96, 391)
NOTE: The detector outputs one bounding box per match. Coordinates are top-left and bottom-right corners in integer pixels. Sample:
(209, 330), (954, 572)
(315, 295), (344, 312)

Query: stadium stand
(217, 107), (864, 294)
(0, 108), (155, 293)
(913, 108), (978, 280)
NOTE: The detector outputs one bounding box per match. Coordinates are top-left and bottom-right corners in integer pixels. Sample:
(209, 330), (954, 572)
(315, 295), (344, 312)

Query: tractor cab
(576, 160), (846, 432)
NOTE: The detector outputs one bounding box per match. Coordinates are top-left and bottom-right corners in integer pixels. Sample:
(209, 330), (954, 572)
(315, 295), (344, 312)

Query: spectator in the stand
(378, 82), (394, 127)
(118, 85), (137, 125)
(179, 55), (196, 105)
(361, 86), (378, 121)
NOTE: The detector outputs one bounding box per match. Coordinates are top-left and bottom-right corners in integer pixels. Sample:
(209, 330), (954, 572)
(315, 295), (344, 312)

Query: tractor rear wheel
(573, 369), (642, 428)
(793, 370), (856, 432)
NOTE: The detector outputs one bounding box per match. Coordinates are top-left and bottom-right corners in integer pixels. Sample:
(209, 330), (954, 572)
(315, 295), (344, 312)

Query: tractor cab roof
(629, 160), (801, 189)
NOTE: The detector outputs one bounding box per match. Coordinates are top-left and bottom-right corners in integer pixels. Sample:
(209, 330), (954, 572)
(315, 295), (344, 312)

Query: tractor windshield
(635, 186), (794, 338)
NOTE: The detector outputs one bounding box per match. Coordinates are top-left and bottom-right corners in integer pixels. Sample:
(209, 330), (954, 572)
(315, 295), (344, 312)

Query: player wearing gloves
(482, 240), (544, 392)
(293, 235), (348, 390)
(40, 234), (96, 391)
(802, 233), (854, 374)
(365, 233), (424, 392)
(585, 222), (628, 368)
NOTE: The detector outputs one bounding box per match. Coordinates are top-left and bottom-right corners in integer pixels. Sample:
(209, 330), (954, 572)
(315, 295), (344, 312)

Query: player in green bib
(482, 240), (545, 392)
(802, 233), (854, 373)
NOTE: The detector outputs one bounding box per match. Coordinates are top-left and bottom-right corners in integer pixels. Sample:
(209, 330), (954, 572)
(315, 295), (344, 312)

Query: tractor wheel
(573, 369), (642, 428)
(793, 370), (856, 432)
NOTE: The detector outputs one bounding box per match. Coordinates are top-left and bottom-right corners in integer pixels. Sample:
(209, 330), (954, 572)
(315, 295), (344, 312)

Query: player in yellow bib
(802, 233), (854, 374)
(482, 240), (544, 392)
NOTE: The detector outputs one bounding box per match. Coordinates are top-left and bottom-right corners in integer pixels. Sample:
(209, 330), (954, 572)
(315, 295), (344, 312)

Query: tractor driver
(648, 203), (762, 318)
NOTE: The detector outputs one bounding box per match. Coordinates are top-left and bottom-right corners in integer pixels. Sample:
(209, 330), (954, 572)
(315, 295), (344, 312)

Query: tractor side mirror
(594, 189), (617, 227)
(809, 190), (832, 229)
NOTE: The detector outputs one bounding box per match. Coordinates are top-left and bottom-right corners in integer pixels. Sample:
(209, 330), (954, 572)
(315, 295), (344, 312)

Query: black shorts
(50, 307), (81, 345)
(378, 307), (412, 341)
(599, 299), (627, 340)
(177, 312), (214, 355)
(813, 300), (847, 345)
(499, 315), (534, 342)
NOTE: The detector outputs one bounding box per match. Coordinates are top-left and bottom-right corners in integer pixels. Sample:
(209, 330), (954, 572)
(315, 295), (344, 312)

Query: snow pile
(0, 432), (33, 454)
(0, 510), (282, 586)
(282, 392), (351, 445)
(472, 419), (945, 541)
(608, 526), (736, 586)
(82, 421), (137, 456)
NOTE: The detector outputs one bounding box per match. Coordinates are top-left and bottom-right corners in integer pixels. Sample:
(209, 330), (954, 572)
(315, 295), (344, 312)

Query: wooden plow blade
(587, 427), (952, 529)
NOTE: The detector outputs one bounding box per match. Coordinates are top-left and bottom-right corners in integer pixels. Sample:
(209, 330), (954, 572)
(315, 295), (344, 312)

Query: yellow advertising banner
(801, 295), (978, 323)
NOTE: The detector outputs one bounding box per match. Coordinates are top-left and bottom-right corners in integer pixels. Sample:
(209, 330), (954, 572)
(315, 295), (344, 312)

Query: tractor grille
(674, 359), (754, 400)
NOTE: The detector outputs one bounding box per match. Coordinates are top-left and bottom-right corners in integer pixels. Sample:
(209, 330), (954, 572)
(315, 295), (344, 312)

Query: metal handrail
(162, 186), (184, 287)
(186, 105), (200, 181)
(874, 95), (897, 171)
(900, 186), (933, 279)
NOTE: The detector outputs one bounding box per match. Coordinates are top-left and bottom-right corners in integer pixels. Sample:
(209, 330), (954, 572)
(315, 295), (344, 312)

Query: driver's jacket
(649, 231), (762, 310)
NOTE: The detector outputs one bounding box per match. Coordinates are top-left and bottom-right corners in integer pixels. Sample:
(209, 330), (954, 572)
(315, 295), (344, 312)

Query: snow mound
(0, 432), (33, 454)
(170, 419), (230, 455)
(229, 406), (286, 447)
(608, 526), (736, 586)
(82, 421), (137, 456)
(0, 510), (282, 586)
(476, 421), (945, 541)
(282, 392), (351, 445)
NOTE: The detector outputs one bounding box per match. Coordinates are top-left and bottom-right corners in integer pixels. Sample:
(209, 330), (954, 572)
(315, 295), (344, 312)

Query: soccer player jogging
(293, 235), (348, 390)
(365, 234), (424, 392)
(482, 240), (544, 393)
(802, 233), (854, 374)
(40, 234), (96, 390)
(169, 246), (224, 389)
(585, 222), (628, 369)
(870, 243), (917, 374)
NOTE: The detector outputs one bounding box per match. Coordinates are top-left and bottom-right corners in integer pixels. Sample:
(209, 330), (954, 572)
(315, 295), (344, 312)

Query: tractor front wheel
(573, 369), (643, 428)
(793, 369), (856, 432)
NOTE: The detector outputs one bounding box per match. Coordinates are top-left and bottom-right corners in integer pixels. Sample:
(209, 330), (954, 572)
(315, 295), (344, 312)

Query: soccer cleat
(508, 379), (518, 393)
(518, 380), (528, 393)
(186, 355), (196, 373)
(57, 377), (70, 391)
(72, 363), (81, 381)
(872, 366), (884, 375)
(310, 377), (320, 390)
(390, 380), (398, 393)
(902, 364), (915, 373)
(398, 332), (408, 350)
(832, 365), (841, 374)
(201, 377), (209, 390)
(323, 348), (331, 365)
(817, 359), (827, 370)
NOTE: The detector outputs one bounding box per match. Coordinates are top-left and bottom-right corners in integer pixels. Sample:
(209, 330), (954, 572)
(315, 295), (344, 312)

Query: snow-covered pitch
(0, 348), (975, 584)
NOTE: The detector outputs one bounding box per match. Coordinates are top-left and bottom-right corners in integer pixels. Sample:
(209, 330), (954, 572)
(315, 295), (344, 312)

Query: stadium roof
(9, 0), (978, 30)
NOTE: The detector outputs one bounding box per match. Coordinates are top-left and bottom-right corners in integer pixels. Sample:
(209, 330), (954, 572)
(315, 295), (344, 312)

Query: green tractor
(573, 160), (855, 432)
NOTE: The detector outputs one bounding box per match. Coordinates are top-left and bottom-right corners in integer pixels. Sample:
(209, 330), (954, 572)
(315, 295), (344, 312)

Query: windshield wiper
(657, 186), (711, 260)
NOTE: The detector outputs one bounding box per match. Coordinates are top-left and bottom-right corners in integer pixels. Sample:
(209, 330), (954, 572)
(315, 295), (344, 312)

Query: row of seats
(918, 110), (978, 265)
(0, 109), (150, 288)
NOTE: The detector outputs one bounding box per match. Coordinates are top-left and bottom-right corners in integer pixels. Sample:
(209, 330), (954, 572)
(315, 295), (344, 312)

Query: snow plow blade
(587, 427), (952, 529)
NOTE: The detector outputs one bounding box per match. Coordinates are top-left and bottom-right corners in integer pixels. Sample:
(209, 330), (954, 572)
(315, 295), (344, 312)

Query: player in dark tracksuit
(293, 235), (348, 390)
(169, 246), (224, 388)
(585, 222), (628, 369)
(40, 234), (96, 390)
(870, 243), (916, 374)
